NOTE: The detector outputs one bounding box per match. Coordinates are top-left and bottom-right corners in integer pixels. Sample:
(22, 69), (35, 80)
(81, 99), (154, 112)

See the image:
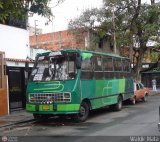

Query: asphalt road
(0, 95), (160, 142)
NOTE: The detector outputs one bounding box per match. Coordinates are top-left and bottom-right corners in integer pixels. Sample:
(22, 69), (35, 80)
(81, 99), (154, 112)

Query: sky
(28, 0), (153, 34)
(28, 0), (103, 33)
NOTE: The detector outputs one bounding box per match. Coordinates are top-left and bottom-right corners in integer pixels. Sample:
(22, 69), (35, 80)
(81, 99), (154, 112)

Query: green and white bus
(26, 49), (134, 122)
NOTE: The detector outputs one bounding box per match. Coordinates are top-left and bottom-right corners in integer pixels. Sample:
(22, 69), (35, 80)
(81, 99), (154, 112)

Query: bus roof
(61, 49), (130, 59)
(36, 49), (130, 60)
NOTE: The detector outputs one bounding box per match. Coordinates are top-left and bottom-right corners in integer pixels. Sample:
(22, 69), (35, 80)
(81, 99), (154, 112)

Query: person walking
(152, 78), (157, 91)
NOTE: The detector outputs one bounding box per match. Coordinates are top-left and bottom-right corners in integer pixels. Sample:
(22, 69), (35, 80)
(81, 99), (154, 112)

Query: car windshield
(30, 51), (77, 81)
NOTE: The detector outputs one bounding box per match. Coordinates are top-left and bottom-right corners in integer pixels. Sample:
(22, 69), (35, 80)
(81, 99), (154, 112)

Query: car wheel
(130, 96), (136, 105)
(142, 94), (147, 102)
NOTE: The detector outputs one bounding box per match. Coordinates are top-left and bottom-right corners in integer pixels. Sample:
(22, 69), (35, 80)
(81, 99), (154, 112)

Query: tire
(130, 96), (136, 105)
(142, 94), (147, 102)
(112, 96), (123, 111)
(74, 102), (90, 122)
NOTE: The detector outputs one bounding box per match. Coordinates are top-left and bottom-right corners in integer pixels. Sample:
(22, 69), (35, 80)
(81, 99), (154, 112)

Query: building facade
(29, 29), (113, 59)
(0, 24), (33, 114)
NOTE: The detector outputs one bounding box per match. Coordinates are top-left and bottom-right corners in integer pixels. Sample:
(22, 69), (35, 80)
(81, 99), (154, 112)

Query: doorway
(7, 67), (25, 111)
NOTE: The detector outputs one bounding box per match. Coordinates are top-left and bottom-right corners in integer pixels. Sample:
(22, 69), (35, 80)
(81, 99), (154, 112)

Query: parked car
(131, 82), (150, 104)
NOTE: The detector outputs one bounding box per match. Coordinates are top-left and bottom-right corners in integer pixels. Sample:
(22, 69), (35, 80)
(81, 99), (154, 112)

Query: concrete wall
(0, 24), (29, 59)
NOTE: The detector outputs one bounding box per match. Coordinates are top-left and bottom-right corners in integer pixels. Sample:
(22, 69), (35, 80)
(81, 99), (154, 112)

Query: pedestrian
(152, 78), (157, 91)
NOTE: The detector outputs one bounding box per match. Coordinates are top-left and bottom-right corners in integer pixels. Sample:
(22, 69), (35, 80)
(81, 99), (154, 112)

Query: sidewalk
(0, 110), (34, 128)
(0, 90), (160, 128)
(149, 88), (160, 95)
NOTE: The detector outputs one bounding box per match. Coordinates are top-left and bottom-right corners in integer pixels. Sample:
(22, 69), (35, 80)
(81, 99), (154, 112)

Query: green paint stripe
(57, 104), (80, 111)
(26, 104), (80, 112)
(119, 79), (125, 92)
(82, 53), (93, 59)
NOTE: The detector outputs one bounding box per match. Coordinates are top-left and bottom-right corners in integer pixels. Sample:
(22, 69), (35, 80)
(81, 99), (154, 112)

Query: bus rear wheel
(111, 96), (122, 111)
(74, 102), (89, 122)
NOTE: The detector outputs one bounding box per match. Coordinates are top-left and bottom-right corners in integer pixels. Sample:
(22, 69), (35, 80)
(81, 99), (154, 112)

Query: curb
(0, 119), (35, 128)
(150, 91), (160, 96)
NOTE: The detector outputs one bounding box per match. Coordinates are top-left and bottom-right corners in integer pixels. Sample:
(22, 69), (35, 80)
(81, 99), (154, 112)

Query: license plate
(42, 105), (50, 110)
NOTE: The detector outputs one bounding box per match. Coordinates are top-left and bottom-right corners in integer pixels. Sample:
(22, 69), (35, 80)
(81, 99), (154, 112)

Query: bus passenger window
(92, 56), (103, 79)
(81, 58), (93, 80)
(103, 57), (114, 79)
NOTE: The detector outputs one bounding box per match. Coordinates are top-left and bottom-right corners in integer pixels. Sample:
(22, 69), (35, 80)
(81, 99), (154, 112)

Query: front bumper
(26, 103), (80, 114)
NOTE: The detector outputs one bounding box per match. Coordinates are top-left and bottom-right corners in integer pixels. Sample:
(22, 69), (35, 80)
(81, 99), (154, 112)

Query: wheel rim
(79, 106), (86, 117)
(143, 95), (146, 101)
(118, 98), (122, 109)
(133, 98), (136, 104)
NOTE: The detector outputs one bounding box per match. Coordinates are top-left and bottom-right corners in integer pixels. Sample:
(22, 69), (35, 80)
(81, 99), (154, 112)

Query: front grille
(29, 93), (71, 104)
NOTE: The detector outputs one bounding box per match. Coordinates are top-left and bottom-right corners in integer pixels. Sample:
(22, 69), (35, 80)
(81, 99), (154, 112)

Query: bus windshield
(30, 51), (78, 81)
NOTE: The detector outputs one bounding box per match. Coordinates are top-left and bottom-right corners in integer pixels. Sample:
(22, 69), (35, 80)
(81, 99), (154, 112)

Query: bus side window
(113, 58), (123, 79)
(123, 59), (130, 77)
(103, 56), (114, 79)
(92, 56), (103, 80)
(81, 58), (93, 80)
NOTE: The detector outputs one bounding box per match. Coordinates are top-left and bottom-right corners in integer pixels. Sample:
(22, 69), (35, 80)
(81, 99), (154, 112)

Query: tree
(68, 0), (160, 80)
(68, 8), (104, 49)
(0, 0), (64, 24)
(99, 0), (160, 80)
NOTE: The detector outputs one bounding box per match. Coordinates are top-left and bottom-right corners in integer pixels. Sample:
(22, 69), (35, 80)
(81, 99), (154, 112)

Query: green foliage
(151, 51), (159, 62)
(69, 0), (160, 80)
(102, 0), (159, 47)
(68, 8), (102, 30)
(101, 0), (160, 80)
(0, 0), (53, 23)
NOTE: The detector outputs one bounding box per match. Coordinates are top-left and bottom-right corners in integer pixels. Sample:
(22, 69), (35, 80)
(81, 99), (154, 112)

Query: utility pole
(52, 17), (55, 48)
(112, 6), (117, 54)
(35, 20), (38, 49)
(59, 31), (62, 49)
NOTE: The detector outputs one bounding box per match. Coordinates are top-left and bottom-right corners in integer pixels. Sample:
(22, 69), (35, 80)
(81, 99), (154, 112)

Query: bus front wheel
(74, 102), (89, 122)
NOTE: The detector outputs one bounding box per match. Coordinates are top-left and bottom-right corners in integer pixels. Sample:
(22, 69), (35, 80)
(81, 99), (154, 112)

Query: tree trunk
(151, 0), (155, 5)
(133, 46), (147, 81)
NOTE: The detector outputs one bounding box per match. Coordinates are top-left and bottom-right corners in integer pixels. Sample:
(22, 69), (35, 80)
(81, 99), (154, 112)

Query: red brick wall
(30, 30), (86, 51)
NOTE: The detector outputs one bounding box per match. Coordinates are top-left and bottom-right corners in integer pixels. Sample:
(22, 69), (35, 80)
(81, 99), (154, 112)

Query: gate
(7, 67), (25, 111)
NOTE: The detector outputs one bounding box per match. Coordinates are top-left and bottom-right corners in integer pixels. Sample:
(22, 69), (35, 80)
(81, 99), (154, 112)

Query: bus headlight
(29, 94), (35, 103)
